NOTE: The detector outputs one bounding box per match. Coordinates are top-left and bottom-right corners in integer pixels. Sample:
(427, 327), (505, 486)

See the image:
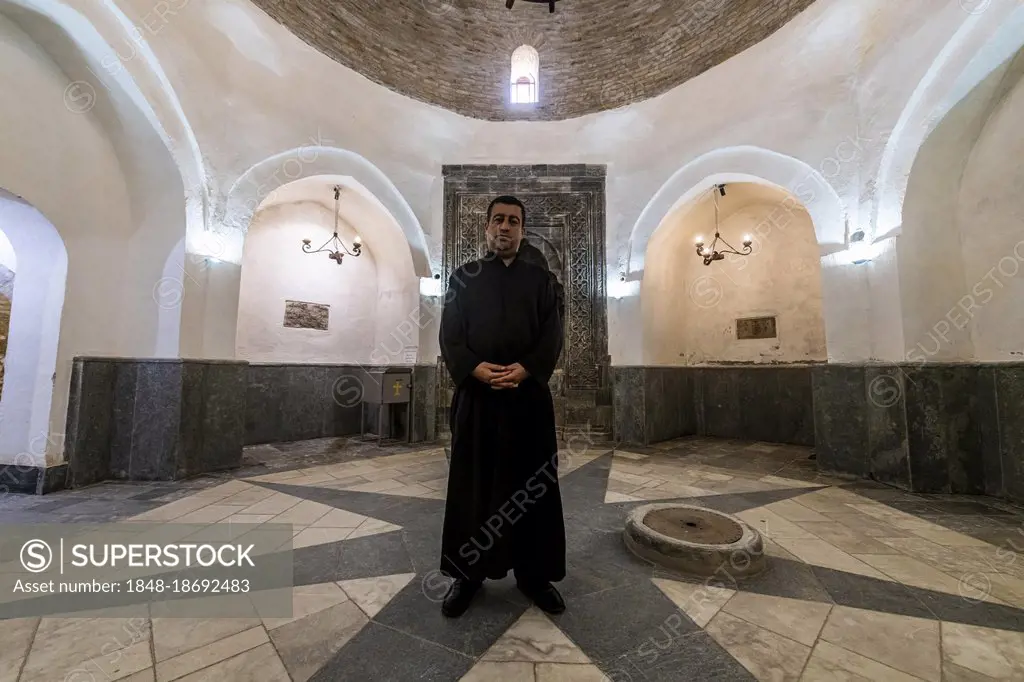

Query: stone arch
(223, 147), (431, 278)
(626, 146), (848, 277)
(872, 3), (1024, 238)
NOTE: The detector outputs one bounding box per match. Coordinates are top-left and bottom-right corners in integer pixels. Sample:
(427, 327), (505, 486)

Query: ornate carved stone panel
(439, 165), (608, 399)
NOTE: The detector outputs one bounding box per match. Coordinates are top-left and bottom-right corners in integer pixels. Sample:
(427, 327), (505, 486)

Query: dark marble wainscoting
(244, 363), (437, 446)
(812, 363), (1024, 503)
(610, 366), (816, 447)
(64, 358), (247, 487)
(0, 463), (69, 495)
(63, 359), (439, 490)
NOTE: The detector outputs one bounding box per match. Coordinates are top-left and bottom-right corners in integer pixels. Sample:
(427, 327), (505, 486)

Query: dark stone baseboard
(64, 358), (248, 487)
(612, 362), (1024, 504)
(813, 363), (1024, 503)
(244, 363), (436, 446)
(0, 463), (68, 495)
(611, 365), (816, 448)
(63, 358), (439, 489)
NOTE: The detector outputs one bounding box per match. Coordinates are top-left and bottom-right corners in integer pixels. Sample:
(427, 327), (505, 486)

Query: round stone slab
(624, 503), (766, 579)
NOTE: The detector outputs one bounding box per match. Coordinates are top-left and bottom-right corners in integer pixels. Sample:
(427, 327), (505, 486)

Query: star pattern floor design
(1, 437), (1023, 681)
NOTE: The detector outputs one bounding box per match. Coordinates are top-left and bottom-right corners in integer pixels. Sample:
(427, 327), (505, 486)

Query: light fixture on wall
(302, 185), (362, 265)
(694, 184), (752, 266)
(848, 229), (872, 265)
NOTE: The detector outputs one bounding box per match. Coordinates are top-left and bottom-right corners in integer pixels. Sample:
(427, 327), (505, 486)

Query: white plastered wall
(899, 46), (1024, 363)
(237, 202), (379, 363)
(235, 174), (420, 365)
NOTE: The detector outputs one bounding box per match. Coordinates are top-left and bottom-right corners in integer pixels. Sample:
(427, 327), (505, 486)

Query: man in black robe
(438, 195), (566, 618)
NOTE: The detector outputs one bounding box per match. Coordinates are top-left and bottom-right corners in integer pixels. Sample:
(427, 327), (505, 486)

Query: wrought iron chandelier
(302, 185), (362, 265)
(506, 0), (560, 13)
(694, 184), (752, 266)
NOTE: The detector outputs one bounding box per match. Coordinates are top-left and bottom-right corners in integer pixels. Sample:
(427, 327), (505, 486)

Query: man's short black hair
(486, 195), (526, 226)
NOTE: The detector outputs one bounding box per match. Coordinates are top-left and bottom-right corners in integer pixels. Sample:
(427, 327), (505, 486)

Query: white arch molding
(0, 0), (202, 463)
(222, 147), (432, 278)
(3, 0), (208, 235)
(626, 146), (849, 277)
(872, 2), (1024, 239)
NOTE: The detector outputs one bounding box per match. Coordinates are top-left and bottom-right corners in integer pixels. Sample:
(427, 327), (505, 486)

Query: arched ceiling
(247, 0), (817, 121)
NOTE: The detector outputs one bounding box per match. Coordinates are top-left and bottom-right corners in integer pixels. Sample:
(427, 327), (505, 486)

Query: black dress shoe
(441, 579), (481, 618)
(517, 581), (565, 614)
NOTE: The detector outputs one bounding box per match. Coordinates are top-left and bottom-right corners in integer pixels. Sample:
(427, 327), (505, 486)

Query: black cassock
(439, 253), (565, 584)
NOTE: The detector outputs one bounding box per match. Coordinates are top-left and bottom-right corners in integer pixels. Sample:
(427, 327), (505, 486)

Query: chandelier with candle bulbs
(694, 184), (752, 266)
(302, 185), (362, 264)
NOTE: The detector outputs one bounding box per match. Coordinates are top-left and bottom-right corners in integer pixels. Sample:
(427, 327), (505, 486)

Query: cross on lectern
(392, 379), (403, 397)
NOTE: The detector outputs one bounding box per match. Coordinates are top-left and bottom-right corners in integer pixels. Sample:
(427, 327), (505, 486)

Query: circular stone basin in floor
(624, 503), (766, 579)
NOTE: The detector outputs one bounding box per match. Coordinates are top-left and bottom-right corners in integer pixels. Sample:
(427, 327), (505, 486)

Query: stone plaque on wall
(283, 300), (329, 331)
(737, 316), (777, 340)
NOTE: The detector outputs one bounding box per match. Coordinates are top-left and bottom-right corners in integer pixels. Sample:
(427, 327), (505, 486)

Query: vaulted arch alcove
(642, 182), (826, 366)
(237, 175), (420, 365)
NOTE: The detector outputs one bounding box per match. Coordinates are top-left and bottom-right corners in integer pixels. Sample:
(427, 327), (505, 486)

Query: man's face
(485, 203), (523, 257)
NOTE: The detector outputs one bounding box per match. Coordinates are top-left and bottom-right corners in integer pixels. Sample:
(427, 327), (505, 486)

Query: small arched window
(510, 45), (539, 104)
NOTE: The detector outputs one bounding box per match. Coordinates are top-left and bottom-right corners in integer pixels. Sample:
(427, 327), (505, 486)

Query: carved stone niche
(437, 165), (610, 432)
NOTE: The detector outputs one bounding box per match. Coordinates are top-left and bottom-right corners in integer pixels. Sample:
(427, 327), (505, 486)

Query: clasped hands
(472, 362), (529, 389)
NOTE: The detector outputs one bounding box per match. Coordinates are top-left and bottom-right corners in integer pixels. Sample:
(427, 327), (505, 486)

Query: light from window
(510, 45), (539, 104)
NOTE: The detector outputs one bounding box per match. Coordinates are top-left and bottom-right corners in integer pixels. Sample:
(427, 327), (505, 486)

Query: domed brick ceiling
(248, 0), (817, 121)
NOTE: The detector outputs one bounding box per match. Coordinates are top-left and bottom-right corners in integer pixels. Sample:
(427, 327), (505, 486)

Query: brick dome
(248, 0), (817, 121)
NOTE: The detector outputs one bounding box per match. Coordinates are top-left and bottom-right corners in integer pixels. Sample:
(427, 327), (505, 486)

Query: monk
(438, 195), (566, 617)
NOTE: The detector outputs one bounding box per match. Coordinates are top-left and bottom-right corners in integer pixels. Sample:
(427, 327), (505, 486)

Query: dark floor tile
(254, 481), (444, 527)
(50, 499), (158, 520)
(697, 486), (826, 515)
(129, 487), (181, 501)
(810, 566), (934, 619)
(613, 446), (665, 456)
(400, 522), (443, 575)
(374, 579), (527, 657)
(309, 621), (473, 682)
(921, 500), (1015, 516)
(839, 480), (916, 495)
(560, 549), (651, 600)
(884, 501), (948, 516)
(621, 631), (757, 681)
(551, 581), (699, 664)
(292, 531), (414, 584)
(959, 528), (1024, 548)
(921, 515), (1017, 533)
(772, 466), (854, 486)
(23, 499), (81, 513)
(662, 558), (832, 603)
(912, 585), (1024, 632)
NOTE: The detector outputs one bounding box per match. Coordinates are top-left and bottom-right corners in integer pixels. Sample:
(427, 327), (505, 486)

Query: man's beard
(489, 235), (517, 256)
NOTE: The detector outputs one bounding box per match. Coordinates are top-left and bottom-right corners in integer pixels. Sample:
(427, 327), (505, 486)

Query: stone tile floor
(0, 436), (1022, 680)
